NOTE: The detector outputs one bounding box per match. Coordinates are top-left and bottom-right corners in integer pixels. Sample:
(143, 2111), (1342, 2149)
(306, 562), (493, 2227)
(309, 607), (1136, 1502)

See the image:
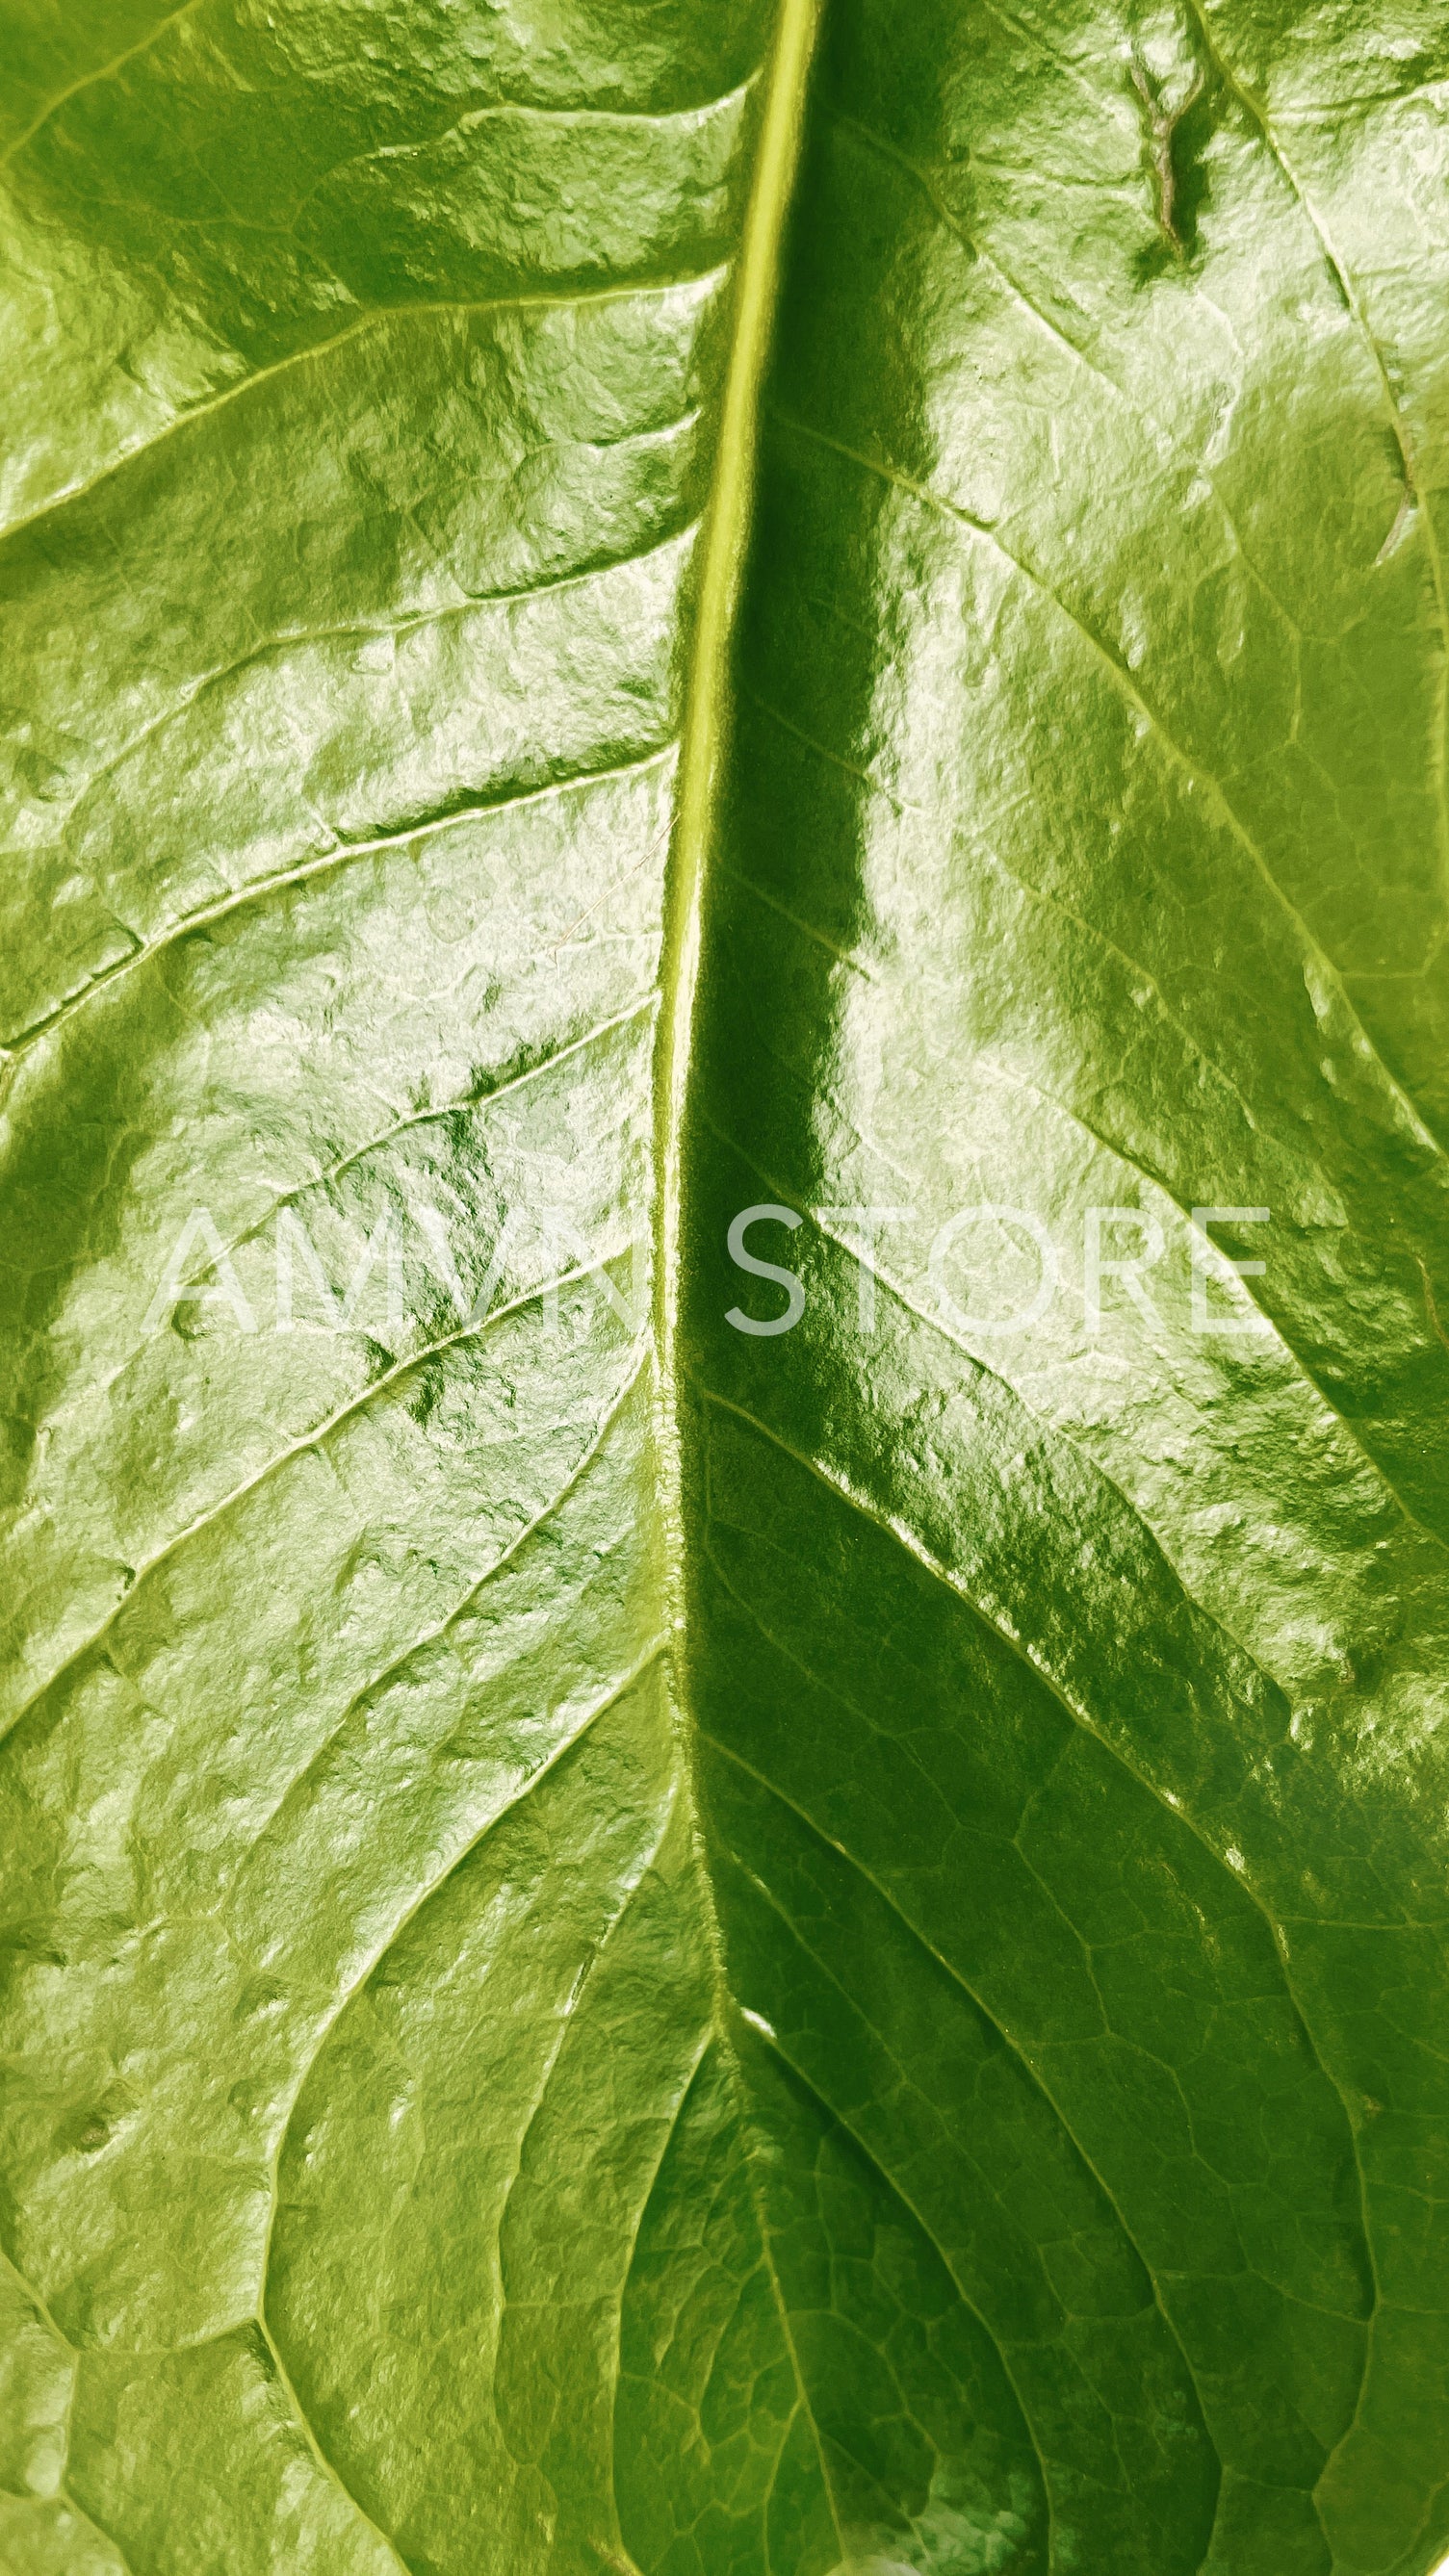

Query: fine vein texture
(1, 2), (1446, 2574)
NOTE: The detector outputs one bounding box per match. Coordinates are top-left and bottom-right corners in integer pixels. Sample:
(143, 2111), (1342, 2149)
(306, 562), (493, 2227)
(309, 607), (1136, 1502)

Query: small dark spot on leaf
(1130, 46), (1214, 277)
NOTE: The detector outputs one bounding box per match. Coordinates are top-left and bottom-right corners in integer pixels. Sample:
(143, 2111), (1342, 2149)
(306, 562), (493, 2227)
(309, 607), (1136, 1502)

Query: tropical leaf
(2, 1), (1447, 2572)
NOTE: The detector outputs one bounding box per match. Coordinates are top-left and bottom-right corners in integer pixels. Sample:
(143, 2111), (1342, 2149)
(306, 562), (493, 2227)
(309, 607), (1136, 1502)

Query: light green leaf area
(2, 0), (1447, 2569)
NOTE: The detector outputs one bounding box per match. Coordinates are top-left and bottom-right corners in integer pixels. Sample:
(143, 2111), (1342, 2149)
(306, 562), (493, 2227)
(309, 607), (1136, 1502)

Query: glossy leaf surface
(2, 1), (1447, 2571)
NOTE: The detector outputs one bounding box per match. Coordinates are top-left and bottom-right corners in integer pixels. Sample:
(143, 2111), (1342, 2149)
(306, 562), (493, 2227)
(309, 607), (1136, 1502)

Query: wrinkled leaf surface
(2, 1), (1448, 2571)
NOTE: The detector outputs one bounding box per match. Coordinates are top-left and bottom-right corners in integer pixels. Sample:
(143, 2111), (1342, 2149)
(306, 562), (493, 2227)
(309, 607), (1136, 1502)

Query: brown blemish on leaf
(1131, 49), (1204, 261)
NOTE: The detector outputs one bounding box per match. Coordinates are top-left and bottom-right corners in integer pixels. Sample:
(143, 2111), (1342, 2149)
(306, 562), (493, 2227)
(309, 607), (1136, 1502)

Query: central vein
(645, 7), (836, 2541)
(652, 0), (826, 1558)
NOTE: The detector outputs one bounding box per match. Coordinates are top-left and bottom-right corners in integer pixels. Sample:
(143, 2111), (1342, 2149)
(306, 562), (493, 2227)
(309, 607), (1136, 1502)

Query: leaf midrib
(647, 0), (837, 2549)
(650, 0), (825, 1664)
(652, 0), (825, 1386)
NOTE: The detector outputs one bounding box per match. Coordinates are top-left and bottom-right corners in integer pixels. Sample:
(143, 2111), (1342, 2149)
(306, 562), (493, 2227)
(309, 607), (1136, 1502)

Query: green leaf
(2, 1), (1447, 2572)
